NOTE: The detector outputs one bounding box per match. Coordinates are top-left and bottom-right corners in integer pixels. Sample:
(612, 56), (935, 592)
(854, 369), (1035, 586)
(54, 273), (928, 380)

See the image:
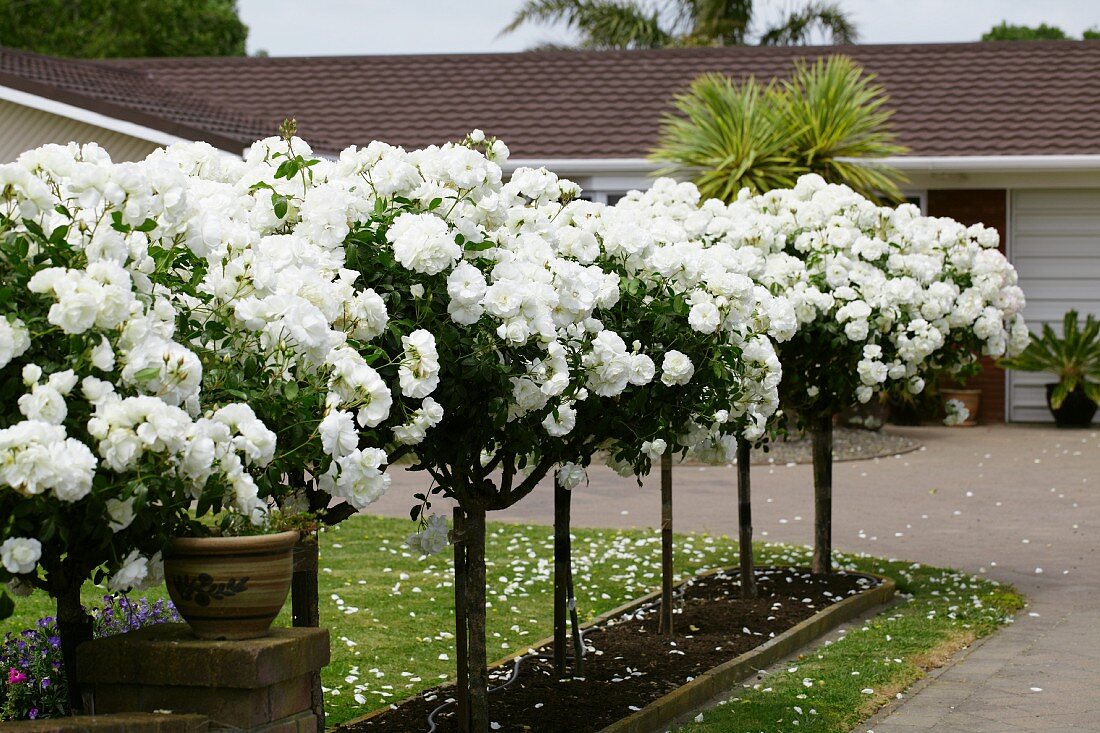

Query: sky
(237, 0), (1100, 56)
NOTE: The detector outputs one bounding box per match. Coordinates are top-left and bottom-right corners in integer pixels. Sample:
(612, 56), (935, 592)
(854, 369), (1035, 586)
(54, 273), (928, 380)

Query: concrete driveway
(366, 424), (1100, 732)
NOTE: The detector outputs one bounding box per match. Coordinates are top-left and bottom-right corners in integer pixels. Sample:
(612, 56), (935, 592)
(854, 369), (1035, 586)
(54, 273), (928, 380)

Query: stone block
(75, 625), (329, 689)
(87, 674), (312, 729)
(209, 711), (317, 733)
(6, 712), (209, 732)
(74, 624), (329, 731)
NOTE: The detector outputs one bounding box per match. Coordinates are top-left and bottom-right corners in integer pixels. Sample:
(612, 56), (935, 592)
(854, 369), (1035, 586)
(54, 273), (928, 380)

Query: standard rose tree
(0, 144), (277, 709)
(720, 175), (1029, 572)
(155, 128), (640, 732)
(541, 180), (791, 649)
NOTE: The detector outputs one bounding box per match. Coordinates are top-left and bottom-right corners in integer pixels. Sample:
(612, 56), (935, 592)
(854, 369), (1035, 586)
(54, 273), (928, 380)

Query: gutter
(841, 155), (1100, 172)
(505, 155), (1100, 175)
(503, 158), (661, 175)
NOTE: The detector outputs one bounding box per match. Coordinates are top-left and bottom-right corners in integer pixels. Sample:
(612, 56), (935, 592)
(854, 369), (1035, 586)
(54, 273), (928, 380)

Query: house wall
(927, 189), (1008, 423)
(0, 99), (160, 163)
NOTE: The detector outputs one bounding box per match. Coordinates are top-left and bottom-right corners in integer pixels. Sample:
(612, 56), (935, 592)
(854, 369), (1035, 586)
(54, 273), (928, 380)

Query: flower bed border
(597, 569), (895, 733)
(337, 566), (895, 732)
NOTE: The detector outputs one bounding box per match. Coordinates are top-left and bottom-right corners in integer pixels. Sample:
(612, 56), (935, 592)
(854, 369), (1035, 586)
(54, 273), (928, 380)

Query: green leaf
(284, 381), (300, 401)
(110, 210), (130, 233)
(1081, 380), (1100, 405)
(0, 590), (13, 620)
(1049, 380), (1071, 410)
(463, 240), (494, 252)
(271, 193), (289, 219)
(133, 366), (162, 382)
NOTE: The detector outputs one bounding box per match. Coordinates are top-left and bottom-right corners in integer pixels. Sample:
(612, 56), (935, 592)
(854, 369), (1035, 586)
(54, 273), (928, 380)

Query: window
(903, 193), (927, 213)
(583, 191), (629, 205)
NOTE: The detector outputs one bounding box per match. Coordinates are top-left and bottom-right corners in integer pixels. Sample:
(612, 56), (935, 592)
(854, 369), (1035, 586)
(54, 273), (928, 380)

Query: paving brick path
(367, 424), (1100, 732)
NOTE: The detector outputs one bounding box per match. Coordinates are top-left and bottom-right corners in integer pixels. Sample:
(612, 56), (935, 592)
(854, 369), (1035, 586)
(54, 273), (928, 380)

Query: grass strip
(676, 559), (1024, 732)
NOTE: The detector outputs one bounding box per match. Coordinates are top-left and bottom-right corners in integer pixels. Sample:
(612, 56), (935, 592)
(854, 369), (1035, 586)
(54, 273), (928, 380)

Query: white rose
(387, 212), (461, 276)
(629, 354), (655, 386)
(844, 319), (870, 341)
(405, 514), (450, 556)
(319, 409), (358, 458)
(18, 385), (67, 425)
(108, 549), (150, 592)
(106, 496), (137, 532)
(349, 289), (388, 341)
(542, 402), (577, 437)
(1, 537), (42, 574)
(91, 337), (115, 371)
(688, 302), (721, 334)
(399, 329), (440, 398)
(556, 462), (586, 490)
(49, 291), (100, 334)
(0, 318), (30, 369)
(660, 350), (695, 386)
(642, 438), (667, 460)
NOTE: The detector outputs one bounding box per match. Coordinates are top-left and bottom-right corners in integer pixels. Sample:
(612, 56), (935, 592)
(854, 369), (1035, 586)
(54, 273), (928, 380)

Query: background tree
(651, 56), (906, 202)
(501, 0), (857, 49)
(0, 0), (247, 58)
(981, 21), (1069, 41)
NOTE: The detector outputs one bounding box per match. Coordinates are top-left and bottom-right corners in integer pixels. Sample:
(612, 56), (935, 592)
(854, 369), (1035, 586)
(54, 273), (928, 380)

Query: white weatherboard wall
(1008, 189), (1100, 422)
(0, 99), (159, 163)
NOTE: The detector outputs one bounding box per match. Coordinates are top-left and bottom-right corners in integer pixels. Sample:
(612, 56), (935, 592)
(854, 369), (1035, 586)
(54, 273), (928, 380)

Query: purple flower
(28, 708), (39, 719)
(41, 677), (52, 688)
(8, 667), (28, 684)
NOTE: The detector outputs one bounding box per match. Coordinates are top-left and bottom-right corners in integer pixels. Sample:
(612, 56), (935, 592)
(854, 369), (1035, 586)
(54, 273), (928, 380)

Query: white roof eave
(505, 155), (1100, 175)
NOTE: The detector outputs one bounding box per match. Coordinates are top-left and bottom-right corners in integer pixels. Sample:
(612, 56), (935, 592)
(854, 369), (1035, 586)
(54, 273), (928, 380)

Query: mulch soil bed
(343, 567), (881, 733)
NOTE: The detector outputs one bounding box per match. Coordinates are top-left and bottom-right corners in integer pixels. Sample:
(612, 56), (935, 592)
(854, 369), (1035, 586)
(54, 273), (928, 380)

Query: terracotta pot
(942, 388), (981, 427)
(165, 530), (298, 640)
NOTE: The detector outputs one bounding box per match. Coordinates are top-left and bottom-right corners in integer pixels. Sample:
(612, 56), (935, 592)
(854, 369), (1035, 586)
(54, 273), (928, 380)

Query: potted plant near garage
(940, 374), (981, 427)
(1001, 310), (1100, 427)
(936, 358), (983, 427)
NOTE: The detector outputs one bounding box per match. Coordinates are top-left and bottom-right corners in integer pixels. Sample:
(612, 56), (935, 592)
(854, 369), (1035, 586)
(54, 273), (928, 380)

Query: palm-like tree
(651, 73), (798, 199)
(651, 56), (906, 202)
(501, 0), (858, 49)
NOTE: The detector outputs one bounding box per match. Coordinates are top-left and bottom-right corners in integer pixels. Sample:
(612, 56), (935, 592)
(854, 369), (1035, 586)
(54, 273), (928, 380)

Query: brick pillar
(927, 190), (1008, 423)
(75, 625), (329, 733)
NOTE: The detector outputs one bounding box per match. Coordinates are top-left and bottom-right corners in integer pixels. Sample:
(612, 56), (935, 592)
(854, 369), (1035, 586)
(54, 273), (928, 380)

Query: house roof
(0, 46), (269, 150)
(4, 41), (1100, 159)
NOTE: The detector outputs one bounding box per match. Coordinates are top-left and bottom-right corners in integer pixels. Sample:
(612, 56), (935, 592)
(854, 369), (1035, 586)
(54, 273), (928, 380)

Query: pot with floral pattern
(164, 530), (298, 640)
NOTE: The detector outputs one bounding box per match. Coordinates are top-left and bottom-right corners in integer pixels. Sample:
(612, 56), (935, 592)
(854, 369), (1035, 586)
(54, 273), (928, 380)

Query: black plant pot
(1046, 384), (1099, 428)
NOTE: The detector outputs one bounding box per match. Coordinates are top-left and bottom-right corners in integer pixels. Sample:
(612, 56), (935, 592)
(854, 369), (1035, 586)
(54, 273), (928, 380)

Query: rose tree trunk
(736, 437), (757, 599)
(56, 578), (93, 713)
(811, 416), (834, 575)
(463, 505), (490, 732)
(659, 449), (674, 636)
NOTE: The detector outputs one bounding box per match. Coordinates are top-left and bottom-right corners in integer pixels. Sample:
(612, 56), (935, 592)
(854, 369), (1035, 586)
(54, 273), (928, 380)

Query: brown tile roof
(5, 41), (1100, 158)
(0, 47), (269, 150)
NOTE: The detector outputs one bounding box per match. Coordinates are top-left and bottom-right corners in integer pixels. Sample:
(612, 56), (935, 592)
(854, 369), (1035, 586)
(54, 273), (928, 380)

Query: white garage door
(1008, 190), (1100, 422)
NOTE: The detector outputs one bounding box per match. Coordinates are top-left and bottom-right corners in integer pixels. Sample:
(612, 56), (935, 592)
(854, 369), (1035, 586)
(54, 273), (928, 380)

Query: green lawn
(676, 563), (1025, 732)
(2, 515), (1022, 729)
